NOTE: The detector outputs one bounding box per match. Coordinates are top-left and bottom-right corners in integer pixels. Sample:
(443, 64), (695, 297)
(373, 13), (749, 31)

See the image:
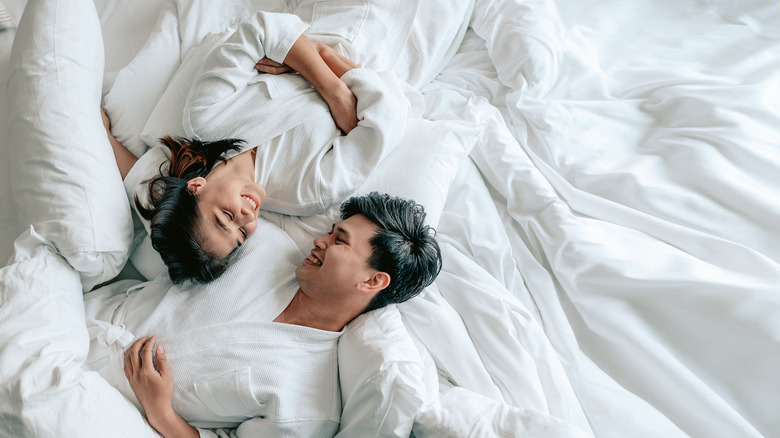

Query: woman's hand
(254, 57), (294, 75)
(255, 54), (358, 133)
(312, 43), (359, 133)
(100, 107), (138, 179)
(124, 336), (174, 420)
(323, 83), (358, 134)
(100, 107), (111, 131)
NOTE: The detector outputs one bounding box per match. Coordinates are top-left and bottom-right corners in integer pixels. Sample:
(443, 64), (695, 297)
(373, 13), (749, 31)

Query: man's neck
(273, 289), (352, 332)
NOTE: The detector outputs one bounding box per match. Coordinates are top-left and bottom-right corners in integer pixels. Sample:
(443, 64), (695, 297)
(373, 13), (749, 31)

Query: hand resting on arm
(254, 36), (360, 134)
(124, 336), (199, 438)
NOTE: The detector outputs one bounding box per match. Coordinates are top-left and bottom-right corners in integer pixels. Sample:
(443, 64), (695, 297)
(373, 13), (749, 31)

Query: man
(112, 192), (441, 438)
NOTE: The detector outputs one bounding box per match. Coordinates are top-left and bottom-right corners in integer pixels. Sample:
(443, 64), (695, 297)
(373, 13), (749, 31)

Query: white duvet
(1, 0), (779, 437)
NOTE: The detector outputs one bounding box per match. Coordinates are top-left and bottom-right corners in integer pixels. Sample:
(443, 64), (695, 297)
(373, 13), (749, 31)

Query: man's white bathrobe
(83, 217), (342, 437)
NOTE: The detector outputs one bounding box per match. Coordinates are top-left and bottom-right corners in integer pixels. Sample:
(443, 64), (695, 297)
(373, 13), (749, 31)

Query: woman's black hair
(136, 136), (244, 285)
(340, 192), (442, 313)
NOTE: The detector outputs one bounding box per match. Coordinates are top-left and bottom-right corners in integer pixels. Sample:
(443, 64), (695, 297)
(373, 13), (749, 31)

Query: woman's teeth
(242, 195), (257, 210)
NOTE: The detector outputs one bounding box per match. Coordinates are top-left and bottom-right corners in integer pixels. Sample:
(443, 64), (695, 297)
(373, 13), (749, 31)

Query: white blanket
(1, 0), (779, 437)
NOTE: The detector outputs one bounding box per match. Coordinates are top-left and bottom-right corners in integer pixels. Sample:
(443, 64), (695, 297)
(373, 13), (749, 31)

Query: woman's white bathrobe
(160, 11), (412, 216)
(83, 217), (342, 438)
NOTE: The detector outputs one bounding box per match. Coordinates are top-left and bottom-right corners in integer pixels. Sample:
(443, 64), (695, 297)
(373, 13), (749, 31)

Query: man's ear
(186, 177), (207, 194)
(357, 271), (390, 294)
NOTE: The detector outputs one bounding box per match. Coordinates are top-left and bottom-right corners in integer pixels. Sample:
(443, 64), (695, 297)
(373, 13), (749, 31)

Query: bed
(1, 0), (779, 437)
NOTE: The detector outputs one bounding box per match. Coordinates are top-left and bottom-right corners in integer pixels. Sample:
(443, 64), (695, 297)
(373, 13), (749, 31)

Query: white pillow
(102, 1), (182, 157)
(351, 117), (480, 228)
(7, 0), (133, 290)
(139, 27), (235, 149)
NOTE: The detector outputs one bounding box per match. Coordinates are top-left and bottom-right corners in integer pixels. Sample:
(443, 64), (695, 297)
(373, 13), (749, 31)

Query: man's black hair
(340, 192), (442, 313)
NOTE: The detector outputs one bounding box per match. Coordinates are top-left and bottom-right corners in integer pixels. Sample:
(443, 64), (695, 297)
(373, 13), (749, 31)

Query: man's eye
(335, 237), (345, 244)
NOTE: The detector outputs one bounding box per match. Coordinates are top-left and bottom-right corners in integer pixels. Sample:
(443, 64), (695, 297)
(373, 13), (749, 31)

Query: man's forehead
(335, 214), (381, 238)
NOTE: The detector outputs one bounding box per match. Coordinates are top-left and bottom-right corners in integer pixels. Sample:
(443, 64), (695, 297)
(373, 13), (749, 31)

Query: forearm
(101, 108), (138, 179)
(283, 35), (351, 107)
(147, 408), (199, 438)
(314, 42), (358, 79)
(108, 133), (138, 180)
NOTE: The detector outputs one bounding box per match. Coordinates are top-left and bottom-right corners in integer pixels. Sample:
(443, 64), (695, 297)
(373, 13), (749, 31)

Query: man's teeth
(242, 195), (257, 210)
(307, 255), (322, 266)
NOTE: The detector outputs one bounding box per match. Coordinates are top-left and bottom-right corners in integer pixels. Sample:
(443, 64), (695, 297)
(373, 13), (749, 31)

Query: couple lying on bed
(94, 7), (441, 438)
(106, 10), (415, 285)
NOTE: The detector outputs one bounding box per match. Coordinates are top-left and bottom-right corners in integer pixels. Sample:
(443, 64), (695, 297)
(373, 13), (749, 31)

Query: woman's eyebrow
(217, 216), (242, 248)
(216, 216), (229, 232)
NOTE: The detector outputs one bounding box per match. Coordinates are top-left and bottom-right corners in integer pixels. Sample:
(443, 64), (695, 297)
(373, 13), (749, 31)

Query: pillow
(139, 26), (235, 149)
(102, 1), (182, 157)
(351, 117), (480, 228)
(336, 304), (436, 437)
(7, 0), (133, 290)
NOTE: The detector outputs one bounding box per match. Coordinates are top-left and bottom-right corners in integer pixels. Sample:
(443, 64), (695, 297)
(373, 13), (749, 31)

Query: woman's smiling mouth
(242, 194), (259, 211)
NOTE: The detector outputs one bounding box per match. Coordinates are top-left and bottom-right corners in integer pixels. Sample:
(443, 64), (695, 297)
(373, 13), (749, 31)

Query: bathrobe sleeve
(253, 68), (413, 216)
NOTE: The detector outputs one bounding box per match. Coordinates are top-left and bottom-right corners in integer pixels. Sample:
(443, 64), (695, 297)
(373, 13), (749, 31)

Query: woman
(104, 10), (414, 285)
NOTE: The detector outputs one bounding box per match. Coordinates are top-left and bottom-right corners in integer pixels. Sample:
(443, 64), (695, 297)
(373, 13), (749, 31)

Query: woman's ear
(186, 177), (207, 193)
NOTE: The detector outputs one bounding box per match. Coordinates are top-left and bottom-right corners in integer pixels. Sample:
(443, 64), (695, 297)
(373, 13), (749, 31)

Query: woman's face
(187, 162), (266, 258)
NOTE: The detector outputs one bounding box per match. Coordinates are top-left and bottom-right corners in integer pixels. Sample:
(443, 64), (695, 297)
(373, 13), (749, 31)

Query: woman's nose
(244, 218), (258, 235)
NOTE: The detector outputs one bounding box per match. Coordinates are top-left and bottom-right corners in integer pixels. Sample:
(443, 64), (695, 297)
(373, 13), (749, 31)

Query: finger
(255, 65), (285, 74)
(123, 346), (133, 377)
(129, 336), (147, 370)
(142, 336), (157, 370)
(155, 344), (169, 376)
(257, 57), (283, 67)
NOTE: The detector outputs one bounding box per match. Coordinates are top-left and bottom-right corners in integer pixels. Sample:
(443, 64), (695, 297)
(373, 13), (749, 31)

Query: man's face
(295, 214), (380, 298)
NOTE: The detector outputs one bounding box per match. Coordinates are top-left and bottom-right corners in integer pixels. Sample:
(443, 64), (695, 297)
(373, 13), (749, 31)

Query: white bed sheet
(2, 0), (779, 437)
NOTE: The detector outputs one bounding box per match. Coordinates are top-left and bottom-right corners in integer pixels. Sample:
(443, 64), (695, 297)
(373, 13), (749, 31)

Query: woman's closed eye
(221, 211), (247, 241)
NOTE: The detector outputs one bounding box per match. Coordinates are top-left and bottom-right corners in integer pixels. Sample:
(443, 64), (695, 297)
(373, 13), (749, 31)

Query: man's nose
(313, 235), (327, 248)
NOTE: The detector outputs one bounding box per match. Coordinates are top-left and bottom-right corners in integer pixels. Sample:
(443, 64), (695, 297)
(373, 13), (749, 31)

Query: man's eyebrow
(336, 226), (351, 239)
